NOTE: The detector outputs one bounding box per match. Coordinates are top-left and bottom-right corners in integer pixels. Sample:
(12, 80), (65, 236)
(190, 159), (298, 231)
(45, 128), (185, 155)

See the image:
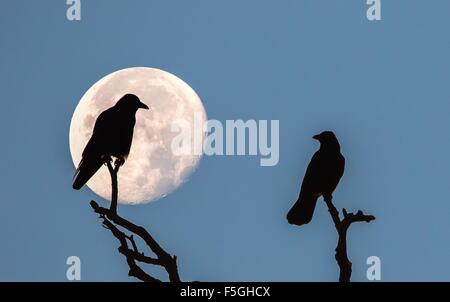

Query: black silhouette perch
(73, 94), (180, 282)
(323, 196), (375, 282)
(90, 159), (180, 282)
(287, 131), (375, 282)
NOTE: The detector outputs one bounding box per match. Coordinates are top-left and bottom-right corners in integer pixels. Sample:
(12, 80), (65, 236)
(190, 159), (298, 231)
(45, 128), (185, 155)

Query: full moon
(69, 67), (207, 204)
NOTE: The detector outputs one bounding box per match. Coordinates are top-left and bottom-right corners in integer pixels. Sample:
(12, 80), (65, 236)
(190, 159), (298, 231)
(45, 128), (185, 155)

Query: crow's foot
(323, 193), (333, 203)
(115, 157), (125, 167)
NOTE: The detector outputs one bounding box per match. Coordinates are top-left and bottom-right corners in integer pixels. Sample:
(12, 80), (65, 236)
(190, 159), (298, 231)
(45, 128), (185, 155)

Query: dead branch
(90, 159), (180, 282)
(324, 197), (375, 282)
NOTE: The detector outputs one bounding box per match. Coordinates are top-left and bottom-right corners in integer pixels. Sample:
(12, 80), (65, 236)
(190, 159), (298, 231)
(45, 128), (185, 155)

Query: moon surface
(69, 67), (207, 204)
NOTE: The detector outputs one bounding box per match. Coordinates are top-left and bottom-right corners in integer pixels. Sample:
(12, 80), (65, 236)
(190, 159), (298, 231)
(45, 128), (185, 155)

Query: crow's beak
(313, 134), (320, 140)
(139, 102), (149, 110)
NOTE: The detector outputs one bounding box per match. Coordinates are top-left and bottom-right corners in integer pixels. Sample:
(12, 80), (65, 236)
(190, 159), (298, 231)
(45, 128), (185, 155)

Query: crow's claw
(115, 157), (125, 167)
(102, 155), (113, 166)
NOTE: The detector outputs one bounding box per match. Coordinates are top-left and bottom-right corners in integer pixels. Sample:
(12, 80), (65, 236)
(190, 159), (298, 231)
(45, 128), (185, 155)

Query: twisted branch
(90, 159), (180, 282)
(324, 197), (375, 282)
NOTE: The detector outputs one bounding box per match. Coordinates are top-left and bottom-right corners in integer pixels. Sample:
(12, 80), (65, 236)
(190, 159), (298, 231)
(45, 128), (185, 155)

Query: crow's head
(313, 131), (340, 149)
(115, 94), (149, 111)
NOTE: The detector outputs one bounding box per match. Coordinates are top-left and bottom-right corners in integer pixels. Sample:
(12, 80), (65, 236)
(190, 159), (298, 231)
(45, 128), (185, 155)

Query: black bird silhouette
(73, 94), (149, 190)
(287, 131), (345, 226)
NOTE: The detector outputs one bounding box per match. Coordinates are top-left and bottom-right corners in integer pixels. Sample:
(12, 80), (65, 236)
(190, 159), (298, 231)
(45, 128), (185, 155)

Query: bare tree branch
(97, 212), (161, 282)
(90, 159), (181, 282)
(324, 197), (375, 282)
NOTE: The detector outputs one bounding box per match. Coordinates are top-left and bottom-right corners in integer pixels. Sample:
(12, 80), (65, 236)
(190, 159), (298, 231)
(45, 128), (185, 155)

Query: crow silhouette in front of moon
(287, 131), (345, 226)
(72, 94), (149, 190)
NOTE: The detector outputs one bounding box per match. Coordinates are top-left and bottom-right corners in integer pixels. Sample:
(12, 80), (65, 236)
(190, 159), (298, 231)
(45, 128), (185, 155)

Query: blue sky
(1, 0), (450, 281)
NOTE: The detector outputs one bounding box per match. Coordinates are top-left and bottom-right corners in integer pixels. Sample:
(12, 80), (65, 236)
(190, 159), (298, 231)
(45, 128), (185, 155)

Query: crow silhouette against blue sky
(287, 131), (345, 226)
(72, 94), (149, 190)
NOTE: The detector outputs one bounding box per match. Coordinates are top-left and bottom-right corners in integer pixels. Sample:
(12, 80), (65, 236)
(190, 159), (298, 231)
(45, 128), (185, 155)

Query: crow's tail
(72, 156), (103, 190)
(286, 193), (319, 226)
